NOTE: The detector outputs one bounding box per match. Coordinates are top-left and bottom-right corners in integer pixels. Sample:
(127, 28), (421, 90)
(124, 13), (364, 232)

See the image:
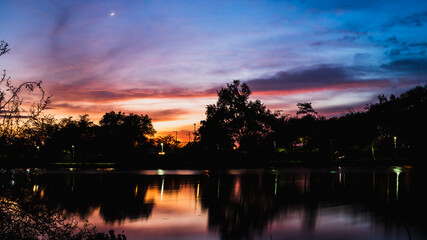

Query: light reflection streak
(134, 185), (138, 197)
(196, 182), (200, 200)
(338, 166), (345, 185)
(161, 177), (165, 201)
(234, 176), (241, 199)
(393, 167), (402, 201)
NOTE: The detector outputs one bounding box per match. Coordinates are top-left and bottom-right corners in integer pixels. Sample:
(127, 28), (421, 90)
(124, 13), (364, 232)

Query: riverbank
(0, 152), (422, 170)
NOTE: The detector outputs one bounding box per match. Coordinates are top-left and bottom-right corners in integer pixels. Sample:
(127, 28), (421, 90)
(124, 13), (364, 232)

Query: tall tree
(99, 111), (156, 155)
(199, 80), (276, 152)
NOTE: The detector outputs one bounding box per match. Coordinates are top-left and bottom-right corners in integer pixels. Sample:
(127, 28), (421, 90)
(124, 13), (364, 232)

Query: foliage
(199, 80), (277, 152)
(154, 134), (181, 151)
(296, 102), (318, 116)
(0, 40), (51, 146)
(197, 80), (427, 164)
(0, 110), (157, 163)
(99, 111), (155, 139)
(365, 85), (427, 158)
(98, 111), (156, 157)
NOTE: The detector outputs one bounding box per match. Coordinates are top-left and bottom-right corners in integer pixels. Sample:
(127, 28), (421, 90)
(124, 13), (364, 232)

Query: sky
(1, 0), (427, 140)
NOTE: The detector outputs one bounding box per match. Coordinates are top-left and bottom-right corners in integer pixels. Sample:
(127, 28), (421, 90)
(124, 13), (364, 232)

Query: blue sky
(1, 0), (427, 136)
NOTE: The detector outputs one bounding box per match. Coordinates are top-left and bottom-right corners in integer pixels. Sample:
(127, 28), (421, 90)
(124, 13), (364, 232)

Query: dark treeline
(0, 80), (426, 167)
(193, 80), (427, 166)
(0, 111), (158, 166)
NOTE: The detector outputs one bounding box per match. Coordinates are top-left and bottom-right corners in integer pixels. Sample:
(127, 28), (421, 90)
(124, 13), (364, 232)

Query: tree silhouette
(366, 85), (427, 159)
(98, 111), (156, 159)
(99, 111), (155, 142)
(0, 40), (50, 150)
(199, 80), (277, 152)
(0, 40), (10, 55)
(296, 102), (317, 116)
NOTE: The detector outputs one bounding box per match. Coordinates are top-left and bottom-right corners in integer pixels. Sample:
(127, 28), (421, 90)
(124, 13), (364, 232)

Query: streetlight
(71, 145), (75, 160)
(393, 136), (397, 159)
(393, 136), (397, 149)
(159, 142), (165, 155)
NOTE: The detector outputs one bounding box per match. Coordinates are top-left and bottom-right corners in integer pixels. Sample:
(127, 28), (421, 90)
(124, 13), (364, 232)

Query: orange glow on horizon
(40, 81), (384, 138)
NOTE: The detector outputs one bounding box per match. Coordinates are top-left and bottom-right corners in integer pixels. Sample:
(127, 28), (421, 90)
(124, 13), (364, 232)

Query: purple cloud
(245, 65), (393, 94)
(48, 82), (215, 103)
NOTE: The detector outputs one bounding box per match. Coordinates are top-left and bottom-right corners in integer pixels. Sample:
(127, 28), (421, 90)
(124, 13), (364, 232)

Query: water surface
(2, 166), (426, 239)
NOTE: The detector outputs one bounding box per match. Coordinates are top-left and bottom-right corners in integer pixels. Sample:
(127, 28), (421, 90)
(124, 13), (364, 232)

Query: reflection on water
(1, 167), (426, 240)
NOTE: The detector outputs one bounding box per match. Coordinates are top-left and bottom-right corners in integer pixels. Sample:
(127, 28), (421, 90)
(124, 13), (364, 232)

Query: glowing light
(110, 12), (115, 16)
(338, 166), (344, 185)
(160, 178), (165, 201)
(33, 185), (39, 192)
(157, 169), (165, 175)
(159, 143), (165, 155)
(393, 166), (402, 175)
(134, 185), (138, 197)
(393, 167), (402, 201)
(196, 182), (200, 200)
(393, 136), (397, 149)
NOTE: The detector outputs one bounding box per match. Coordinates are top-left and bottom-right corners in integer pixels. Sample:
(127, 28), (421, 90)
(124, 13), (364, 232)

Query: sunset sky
(1, 0), (427, 139)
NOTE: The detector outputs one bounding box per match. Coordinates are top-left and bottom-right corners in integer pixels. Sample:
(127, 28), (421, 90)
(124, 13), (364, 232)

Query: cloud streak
(48, 82), (215, 103)
(383, 11), (427, 28)
(245, 65), (393, 95)
(49, 102), (191, 122)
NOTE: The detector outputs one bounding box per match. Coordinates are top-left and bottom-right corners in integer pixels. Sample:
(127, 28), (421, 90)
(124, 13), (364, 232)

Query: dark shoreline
(0, 154), (421, 170)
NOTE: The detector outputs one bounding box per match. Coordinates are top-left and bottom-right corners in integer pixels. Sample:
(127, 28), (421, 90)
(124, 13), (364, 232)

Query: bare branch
(0, 41), (52, 143)
(0, 40), (10, 56)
